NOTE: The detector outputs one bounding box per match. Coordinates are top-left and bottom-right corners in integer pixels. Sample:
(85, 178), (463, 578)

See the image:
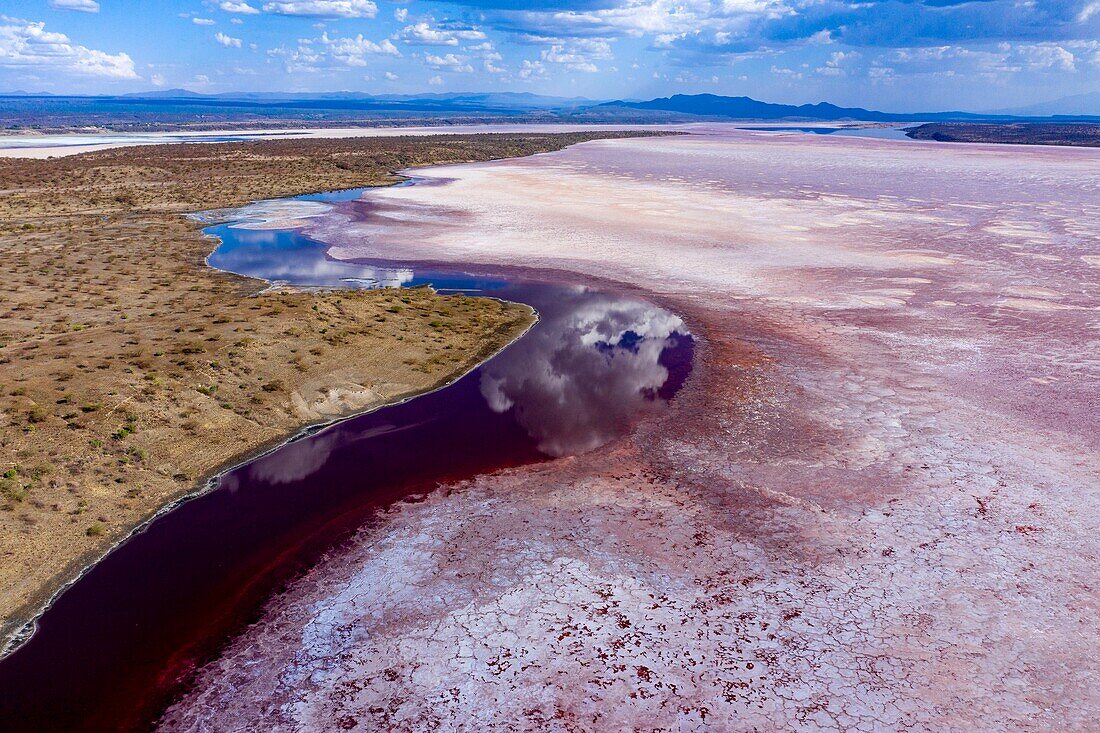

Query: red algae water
(0, 194), (693, 732)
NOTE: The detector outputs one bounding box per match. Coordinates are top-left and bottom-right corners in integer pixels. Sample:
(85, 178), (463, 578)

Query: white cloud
(269, 43), (322, 72)
(427, 74), (443, 85)
(524, 36), (612, 73)
(518, 58), (545, 80)
(1079, 1), (1100, 23)
(47, 0), (100, 13)
(540, 44), (606, 72)
(0, 17), (138, 79)
(321, 31), (400, 66)
(815, 50), (859, 77)
(215, 32), (243, 48)
(269, 30), (399, 71)
(770, 65), (803, 80)
(401, 21), (485, 46)
(508, 0), (791, 45)
(193, 17), (217, 26)
(468, 41), (504, 71)
(888, 42), (1089, 80)
(261, 1), (377, 18)
(384, 70), (398, 80)
(220, 1), (261, 13)
(230, 18), (244, 25)
(150, 73), (166, 86)
(394, 7), (408, 22)
(424, 52), (473, 72)
(1014, 43), (1076, 72)
(187, 73), (214, 91)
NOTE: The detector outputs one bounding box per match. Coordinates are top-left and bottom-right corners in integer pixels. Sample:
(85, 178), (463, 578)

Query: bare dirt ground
(0, 132), (655, 650)
(161, 128), (1100, 731)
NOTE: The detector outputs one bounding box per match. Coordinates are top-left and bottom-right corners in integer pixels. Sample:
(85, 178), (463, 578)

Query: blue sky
(1, 0), (1097, 110)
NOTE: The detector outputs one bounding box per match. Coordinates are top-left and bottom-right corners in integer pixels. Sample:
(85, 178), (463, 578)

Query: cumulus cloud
(269, 30), (399, 71)
(193, 17), (217, 26)
(0, 17), (138, 79)
(321, 32), (400, 65)
(517, 58), (545, 79)
(48, 0), (100, 12)
(435, 0), (1100, 85)
(770, 64), (803, 80)
(384, 70), (398, 80)
(17, 0), (1100, 102)
(517, 35), (612, 72)
(1012, 43), (1077, 72)
(401, 21), (486, 46)
(427, 74), (443, 84)
(261, 1), (377, 18)
(886, 41), (1089, 80)
(268, 43), (322, 72)
(816, 49), (859, 76)
(465, 40), (505, 72)
(215, 32), (243, 48)
(424, 52), (473, 72)
(499, 0), (791, 52)
(220, 1), (261, 13)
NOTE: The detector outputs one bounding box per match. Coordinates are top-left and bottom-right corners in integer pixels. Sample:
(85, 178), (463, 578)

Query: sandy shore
(0, 123), (676, 159)
(162, 129), (1100, 730)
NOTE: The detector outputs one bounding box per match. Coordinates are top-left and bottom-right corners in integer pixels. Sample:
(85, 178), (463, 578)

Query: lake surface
(736, 125), (914, 140)
(0, 131), (301, 149)
(0, 189), (693, 731)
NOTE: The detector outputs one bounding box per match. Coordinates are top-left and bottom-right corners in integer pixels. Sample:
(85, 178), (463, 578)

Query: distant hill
(990, 92), (1100, 117)
(3, 90), (1097, 131)
(595, 94), (1004, 122)
(121, 88), (210, 99)
(372, 92), (596, 110)
(112, 90), (596, 111)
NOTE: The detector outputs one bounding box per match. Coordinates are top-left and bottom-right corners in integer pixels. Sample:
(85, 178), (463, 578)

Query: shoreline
(1, 183), (541, 658)
(1, 285), (538, 661)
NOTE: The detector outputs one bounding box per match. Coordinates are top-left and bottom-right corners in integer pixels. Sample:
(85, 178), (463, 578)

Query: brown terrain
(0, 131), (653, 649)
(906, 121), (1100, 147)
(162, 128), (1100, 731)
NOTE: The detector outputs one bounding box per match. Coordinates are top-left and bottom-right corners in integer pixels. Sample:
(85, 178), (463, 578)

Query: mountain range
(1, 91), (1096, 127)
(595, 94), (1099, 122)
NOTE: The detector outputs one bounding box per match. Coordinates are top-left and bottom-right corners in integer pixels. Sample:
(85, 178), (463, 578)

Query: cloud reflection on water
(208, 227), (415, 288)
(480, 288), (690, 457)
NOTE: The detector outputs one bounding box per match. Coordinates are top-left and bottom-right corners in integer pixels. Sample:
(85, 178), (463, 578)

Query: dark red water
(0, 194), (693, 732)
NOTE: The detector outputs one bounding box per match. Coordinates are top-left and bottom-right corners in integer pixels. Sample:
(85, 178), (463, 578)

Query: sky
(0, 0), (1098, 111)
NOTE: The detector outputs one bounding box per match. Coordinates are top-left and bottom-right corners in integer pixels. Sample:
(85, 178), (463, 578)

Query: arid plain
(162, 128), (1100, 731)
